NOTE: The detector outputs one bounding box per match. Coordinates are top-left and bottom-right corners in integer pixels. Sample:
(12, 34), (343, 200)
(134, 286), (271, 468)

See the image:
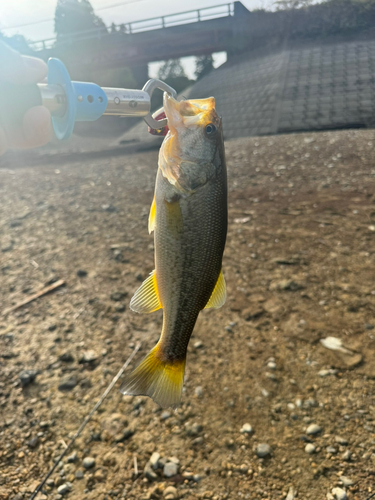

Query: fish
(120, 92), (227, 408)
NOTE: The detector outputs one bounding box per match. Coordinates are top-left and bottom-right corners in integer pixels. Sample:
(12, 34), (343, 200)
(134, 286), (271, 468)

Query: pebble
(326, 446), (337, 454)
(75, 470), (84, 479)
(255, 443), (272, 458)
(195, 386), (203, 398)
(149, 452), (160, 469)
(305, 443), (316, 454)
(331, 487), (347, 500)
(163, 461), (179, 477)
(57, 483), (72, 495)
(163, 485), (178, 499)
(267, 361), (276, 370)
(76, 269), (87, 277)
(185, 422), (203, 436)
(342, 449), (352, 461)
(67, 451), (77, 463)
(340, 476), (354, 487)
(335, 435), (348, 445)
(160, 411), (172, 421)
(240, 423), (253, 434)
(59, 352), (75, 363)
(318, 369), (336, 377)
(19, 369), (38, 387)
(144, 461), (158, 481)
(82, 457), (95, 469)
(110, 291), (127, 301)
(194, 340), (203, 348)
(27, 436), (39, 449)
(306, 423), (322, 435)
(79, 350), (98, 363)
(58, 375), (77, 392)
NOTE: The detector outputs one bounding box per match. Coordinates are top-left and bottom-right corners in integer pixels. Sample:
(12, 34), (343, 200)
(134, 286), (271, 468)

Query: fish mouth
(163, 93), (217, 132)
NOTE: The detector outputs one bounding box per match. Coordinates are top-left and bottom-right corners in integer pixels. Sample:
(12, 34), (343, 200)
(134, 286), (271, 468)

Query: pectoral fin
(148, 196), (156, 234)
(130, 270), (162, 313)
(204, 269), (226, 309)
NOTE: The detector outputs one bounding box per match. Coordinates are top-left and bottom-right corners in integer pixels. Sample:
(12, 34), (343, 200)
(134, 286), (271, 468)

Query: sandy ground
(0, 129), (375, 500)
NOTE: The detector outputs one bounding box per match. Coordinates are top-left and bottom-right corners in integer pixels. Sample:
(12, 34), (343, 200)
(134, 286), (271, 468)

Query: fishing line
(29, 342), (141, 500)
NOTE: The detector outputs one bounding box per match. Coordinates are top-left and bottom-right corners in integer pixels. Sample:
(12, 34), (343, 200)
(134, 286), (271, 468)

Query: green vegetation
(54, 0), (107, 40)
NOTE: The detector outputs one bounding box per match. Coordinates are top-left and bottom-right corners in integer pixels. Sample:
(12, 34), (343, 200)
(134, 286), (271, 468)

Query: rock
(75, 470), (84, 479)
(114, 429), (134, 442)
(27, 436), (39, 449)
(340, 476), (354, 487)
(163, 461), (179, 477)
(194, 340), (203, 348)
(269, 279), (305, 291)
(76, 269), (87, 277)
(115, 304), (126, 312)
(332, 487), (347, 500)
(57, 483), (71, 495)
(144, 461), (158, 481)
(242, 306), (264, 320)
(335, 435), (348, 445)
(185, 423), (203, 436)
(255, 443), (272, 458)
(149, 452), (160, 470)
(67, 451), (77, 463)
(267, 361), (277, 370)
(318, 369), (337, 377)
(59, 352), (75, 363)
(102, 204), (117, 212)
(58, 375), (77, 392)
(306, 424), (322, 435)
(19, 369), (38, 387)
(240, 423), (253, 434)
(93, 469), (105, 482)
(79, 350), (98, 363)
(305, 443), (316, 454)
(342, 449), (352, 461)
(326, 446), (337, 454)
(110, 291), (127, 301)
(82, 457), (95, 469)
(160, 411), (171, 421)
(195, 386), (203, 398)
(163, 485), (178, 499)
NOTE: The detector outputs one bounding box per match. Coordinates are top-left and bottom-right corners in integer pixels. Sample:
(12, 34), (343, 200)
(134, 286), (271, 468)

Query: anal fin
(130, 270), (162, 313)
(204, 269), (226, 309)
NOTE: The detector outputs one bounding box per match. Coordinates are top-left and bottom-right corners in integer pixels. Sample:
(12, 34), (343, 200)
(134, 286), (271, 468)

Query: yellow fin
(148, 196), (156, 234)
(130, 270), (162, 314)
(205, 269), (226, 309)
(120, 344), (186, 409)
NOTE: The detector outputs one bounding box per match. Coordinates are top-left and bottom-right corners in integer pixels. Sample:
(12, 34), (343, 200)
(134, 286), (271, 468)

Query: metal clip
(142, 79), (177, 129)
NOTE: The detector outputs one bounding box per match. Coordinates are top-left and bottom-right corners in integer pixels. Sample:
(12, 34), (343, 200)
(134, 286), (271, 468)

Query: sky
(0, 0), (274, 79)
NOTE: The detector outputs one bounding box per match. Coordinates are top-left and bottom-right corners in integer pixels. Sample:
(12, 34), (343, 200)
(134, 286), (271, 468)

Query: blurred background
(2, 0), (375, 148)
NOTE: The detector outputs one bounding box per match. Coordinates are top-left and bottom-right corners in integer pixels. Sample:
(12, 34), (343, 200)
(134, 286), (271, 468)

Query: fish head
(159, 93), (223, 191)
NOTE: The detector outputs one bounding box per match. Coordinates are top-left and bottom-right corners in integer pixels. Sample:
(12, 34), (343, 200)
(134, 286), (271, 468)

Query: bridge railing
(28, 3), (234, 52)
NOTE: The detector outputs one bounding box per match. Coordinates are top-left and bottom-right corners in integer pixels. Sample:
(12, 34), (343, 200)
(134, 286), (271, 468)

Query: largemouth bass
(120, 93), (227, 408)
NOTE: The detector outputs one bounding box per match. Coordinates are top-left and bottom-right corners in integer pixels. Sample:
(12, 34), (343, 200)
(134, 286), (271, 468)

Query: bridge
(29, 2), (251, 84)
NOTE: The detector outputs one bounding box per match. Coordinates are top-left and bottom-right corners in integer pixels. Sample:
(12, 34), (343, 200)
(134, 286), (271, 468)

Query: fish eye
(205, 123), (217, 136)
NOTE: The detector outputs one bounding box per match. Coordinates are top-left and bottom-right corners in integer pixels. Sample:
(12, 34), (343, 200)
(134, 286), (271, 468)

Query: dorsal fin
(148, 196), (156, 234)
(204, 269), (226, 309)
(130, 270), (162, 314)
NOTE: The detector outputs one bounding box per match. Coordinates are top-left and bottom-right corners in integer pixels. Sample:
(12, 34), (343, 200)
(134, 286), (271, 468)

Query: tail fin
(120, 345), (186, 409)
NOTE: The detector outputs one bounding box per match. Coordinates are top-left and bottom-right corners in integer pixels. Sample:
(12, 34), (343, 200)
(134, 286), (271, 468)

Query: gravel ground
(0, 129), (375, 500)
